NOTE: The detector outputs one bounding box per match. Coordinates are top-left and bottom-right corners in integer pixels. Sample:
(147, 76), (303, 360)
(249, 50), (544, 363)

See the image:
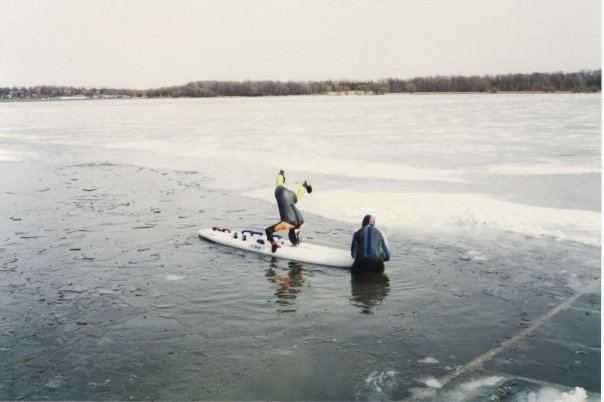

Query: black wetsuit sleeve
(351, 230), (359, 258)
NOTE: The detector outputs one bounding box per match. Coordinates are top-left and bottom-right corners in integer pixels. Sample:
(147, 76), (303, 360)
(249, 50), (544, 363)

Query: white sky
(0, 0), (600, 88)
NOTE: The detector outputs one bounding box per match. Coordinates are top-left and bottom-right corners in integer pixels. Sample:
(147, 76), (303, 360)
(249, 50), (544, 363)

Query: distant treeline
(2, 70), (600, 99)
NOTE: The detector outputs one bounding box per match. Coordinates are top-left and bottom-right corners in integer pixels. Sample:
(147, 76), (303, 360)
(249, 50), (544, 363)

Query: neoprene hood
(362, 215), (375, 227)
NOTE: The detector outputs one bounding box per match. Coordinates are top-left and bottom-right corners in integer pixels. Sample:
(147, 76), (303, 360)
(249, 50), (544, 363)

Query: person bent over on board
(265, 170), (312, 253)
(351, 215), (391, 273)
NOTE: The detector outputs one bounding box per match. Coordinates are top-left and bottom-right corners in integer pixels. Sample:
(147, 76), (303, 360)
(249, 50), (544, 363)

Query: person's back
(351, 215), (391, 273)
(274, 185), (303, 227)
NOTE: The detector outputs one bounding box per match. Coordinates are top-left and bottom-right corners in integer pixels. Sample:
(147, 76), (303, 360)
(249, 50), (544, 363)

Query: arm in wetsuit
(351, 229), (360, 258)
(379, 230), (391, 262)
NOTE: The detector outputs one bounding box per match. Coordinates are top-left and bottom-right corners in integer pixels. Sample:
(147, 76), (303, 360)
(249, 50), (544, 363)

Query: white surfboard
(198, 227), (354, 268)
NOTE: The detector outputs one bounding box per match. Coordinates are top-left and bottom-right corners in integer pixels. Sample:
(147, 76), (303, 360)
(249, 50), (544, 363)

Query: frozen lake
(1, 94), (600, 245)
(0, 94), (600, 400)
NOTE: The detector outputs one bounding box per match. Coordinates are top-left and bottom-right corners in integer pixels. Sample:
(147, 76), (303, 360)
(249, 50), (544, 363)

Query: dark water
(0, 161), (599, 400)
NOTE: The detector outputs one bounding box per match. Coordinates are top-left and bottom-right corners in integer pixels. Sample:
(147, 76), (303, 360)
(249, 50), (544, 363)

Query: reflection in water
(265, 259), (306, 313)
(350, 272), (390, 315)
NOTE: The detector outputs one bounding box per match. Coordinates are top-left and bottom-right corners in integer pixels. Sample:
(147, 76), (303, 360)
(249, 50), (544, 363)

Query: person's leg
(288, 222), (305, 246)
(351, 260), (363, 274)
(288, 229), (299, 245)
(265, 221), (294, 240)
(351, 260), (385, 274)
(295, 181), (312, 200)
(266, 221), (294, 252)
(369, 261), (385, 273)
(265, 223), (278, 242)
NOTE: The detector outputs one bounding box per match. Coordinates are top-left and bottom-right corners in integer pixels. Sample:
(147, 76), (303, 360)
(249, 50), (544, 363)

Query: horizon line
(2, 68), (601, 91)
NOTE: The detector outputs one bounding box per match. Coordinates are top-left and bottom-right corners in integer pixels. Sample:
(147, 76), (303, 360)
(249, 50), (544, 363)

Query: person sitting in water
(351, 215), (391, 273)
(265, 170), (312, 253)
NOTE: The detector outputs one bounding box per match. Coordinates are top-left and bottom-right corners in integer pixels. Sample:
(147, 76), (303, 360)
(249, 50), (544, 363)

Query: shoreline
(0, 90), (599, 103)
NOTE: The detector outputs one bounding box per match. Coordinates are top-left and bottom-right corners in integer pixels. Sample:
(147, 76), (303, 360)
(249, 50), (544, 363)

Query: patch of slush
(420, 376), (443, 388)
(355, 370), (398, 401)
(439, 376), (505, 401)
(165, 274), (185, 281)
(45, 374), (65, 390)
(439, 379), (596, 402)
(459, 376), (504, 392)
(514, 386), (592, 402)
(417, 357), (440, 364)
(245, 189), (600, 247)
(461, 250), (488, 262)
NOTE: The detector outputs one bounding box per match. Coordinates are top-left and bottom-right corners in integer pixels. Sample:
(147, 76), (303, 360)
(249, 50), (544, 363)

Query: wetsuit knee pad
(274, 221), (294, 232)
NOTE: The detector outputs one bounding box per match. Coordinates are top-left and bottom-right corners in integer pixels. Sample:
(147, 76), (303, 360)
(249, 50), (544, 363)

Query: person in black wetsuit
(350, 215), (391, 273)
(265, 170), (312, 253)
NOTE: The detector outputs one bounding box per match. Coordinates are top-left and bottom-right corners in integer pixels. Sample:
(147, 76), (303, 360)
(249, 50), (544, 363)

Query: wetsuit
(275, 185), (304, 228)
(265, 171), (311, 247)
(351, 224), (391, 273)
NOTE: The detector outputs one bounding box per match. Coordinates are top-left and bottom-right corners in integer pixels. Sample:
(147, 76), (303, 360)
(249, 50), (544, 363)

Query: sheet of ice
(515, 386), (590, 402)
(417, 356), (440, 364)
(165, 274), (185, 281)
(461, 249), (489, 262)
(486, 163), (600, 176)
(0, 149), (19, 162)
(459, 376), (504, 392)
(101, 139), (597, 186)
(245, 189), (601, 246)
(420, 376), (443, 388)
(224, 156), (468, 183)
(439, 376), (505, 401)
(0, 148), (34, 162)
(276, 157), (467, 183)
(432, 378), (594, 402)
(101, 139), (467, 184)
(0, 94), (600, 247)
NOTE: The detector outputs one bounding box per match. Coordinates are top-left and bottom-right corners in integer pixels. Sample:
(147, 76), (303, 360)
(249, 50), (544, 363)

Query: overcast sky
(0, 0), (600, 88)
